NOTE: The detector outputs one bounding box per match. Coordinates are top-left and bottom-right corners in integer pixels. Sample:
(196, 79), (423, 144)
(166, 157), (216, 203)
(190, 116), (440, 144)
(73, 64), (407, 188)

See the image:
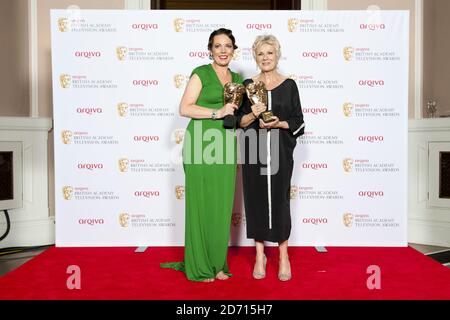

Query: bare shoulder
(183, 73), (202, 98)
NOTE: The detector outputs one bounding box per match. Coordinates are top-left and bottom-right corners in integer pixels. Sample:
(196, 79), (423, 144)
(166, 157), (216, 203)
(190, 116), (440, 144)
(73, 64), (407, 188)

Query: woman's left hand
(259, 116), (280, 129)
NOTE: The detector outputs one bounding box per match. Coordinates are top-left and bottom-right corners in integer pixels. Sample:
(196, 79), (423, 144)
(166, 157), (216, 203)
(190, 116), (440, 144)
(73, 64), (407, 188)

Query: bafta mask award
(223, 82), (245, 129)
(246, 81), (274, 123)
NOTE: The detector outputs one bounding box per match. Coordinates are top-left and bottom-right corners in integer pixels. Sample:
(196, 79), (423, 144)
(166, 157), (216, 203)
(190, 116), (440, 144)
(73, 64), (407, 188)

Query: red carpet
(0, 246), (449, 300)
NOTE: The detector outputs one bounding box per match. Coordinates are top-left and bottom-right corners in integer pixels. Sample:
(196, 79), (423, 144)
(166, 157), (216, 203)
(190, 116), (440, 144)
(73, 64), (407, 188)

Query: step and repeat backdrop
(51, 10), (408, 246)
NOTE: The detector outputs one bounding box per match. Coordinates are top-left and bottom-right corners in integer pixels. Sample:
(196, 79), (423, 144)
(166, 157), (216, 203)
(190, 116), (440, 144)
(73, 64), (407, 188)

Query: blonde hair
(252, 34), (282, 60)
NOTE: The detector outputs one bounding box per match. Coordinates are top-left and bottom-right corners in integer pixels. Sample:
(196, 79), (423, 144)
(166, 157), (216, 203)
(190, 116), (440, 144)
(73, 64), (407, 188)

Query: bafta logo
(173, 18), (184, 32)
(232, 212), (242, 227)
(116, 46), (127, 61)
(118, 158), (129, 172)
(343, 212), (354, 227)
(343, 46), (354, 61)
(173, 74), (185, 89)
(343, 158), (354, 172)
(62, 186), (73, 200)
(59, 74), (71, 89)
(119, 213), (130, 228)
(61, 130), (72, 145)
(172, 129), (185, 145)
(117, 102), (129, 117)
(175, 185), (185, 200)
(290, 185), (299, 200)
(58, 18), (69, 32)
(232, 48), (241, 61)
(287, 18), (299, 32)
(287, 74), (298, 81)
(343, 102), (353, 117)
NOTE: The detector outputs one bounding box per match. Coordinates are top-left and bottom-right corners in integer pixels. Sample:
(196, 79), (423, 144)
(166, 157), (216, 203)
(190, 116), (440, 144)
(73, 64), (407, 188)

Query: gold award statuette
(223, 82), (245, 128)
(246, 81), (274, 123)
(223, 82), (245, 106)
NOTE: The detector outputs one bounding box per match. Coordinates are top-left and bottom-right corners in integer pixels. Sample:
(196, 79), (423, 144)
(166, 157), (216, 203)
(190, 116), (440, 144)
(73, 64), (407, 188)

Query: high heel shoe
(278, 259), (292, 281)
(252, 255), (267, 280)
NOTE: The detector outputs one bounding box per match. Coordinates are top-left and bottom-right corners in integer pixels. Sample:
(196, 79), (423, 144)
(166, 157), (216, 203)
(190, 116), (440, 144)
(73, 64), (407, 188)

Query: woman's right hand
(251, 103), (267, 118)
(218, 103), (238, 118)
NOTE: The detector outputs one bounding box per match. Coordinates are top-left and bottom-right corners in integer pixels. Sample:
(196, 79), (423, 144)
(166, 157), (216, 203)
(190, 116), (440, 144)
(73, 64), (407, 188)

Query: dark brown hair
(207, 28), (238, 51)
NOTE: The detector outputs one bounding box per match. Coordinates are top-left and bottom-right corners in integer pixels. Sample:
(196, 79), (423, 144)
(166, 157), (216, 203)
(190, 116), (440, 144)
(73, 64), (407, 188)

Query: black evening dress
(238, 78), (305, 242)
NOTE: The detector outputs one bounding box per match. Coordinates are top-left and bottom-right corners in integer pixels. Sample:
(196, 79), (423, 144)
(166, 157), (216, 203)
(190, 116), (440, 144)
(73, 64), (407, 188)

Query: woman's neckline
(210, 63), (232, 87)
(249, 77), (288, 91)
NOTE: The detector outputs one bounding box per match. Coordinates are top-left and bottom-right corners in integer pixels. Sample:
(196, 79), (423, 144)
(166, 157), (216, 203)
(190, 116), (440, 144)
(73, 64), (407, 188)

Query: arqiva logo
(77, 163), (104, 170)
(360, 23), (386, 31)
(303, 107), (328, 115)
(302, 52), (328, 59)
(358, 80), (384, 87)
(76, 107), (103, 115)
(189, 51), (209, 59)
(132, 23), (159, 30)
(302, 217), (328, 225)
(246, 23), (272, 30)
(75, 51), (101, 58)
(132, 80), (159, 87)
(133, 135), (160, 142)
(302, 163), (328, 170)
(358, 191), (384, 198)
(358, 136), (384, 143)
(134, 191), (160, 198)
(78, 218), (104, 225)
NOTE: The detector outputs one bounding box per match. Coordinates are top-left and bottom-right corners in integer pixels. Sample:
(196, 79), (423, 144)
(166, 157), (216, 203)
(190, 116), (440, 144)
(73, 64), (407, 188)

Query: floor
(408, 243), (449, 255)
(1, 243), (449, 278)
(3, 246), (450, 300)
(0, 247), (49, 277)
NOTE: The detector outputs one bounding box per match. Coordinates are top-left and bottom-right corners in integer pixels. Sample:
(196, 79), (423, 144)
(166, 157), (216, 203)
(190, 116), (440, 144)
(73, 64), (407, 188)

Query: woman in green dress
(161, 28), (243, 282)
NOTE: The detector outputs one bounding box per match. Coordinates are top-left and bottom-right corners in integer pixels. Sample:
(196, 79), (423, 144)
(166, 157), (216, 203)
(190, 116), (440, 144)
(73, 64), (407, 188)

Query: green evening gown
(161, 64), (243, 281)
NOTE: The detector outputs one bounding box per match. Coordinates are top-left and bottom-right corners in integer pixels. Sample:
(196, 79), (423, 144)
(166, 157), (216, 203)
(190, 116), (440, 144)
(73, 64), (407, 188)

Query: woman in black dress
(238, 35), (304, 281)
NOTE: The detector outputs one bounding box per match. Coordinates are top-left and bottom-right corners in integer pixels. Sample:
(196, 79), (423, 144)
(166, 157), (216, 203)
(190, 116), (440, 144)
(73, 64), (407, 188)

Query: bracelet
(211, 111), (217, 120)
